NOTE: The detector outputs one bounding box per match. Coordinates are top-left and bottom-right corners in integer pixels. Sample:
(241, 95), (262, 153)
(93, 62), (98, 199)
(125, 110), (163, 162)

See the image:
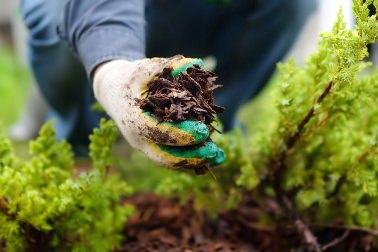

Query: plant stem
(311, 223), (378, 237)
(0, 199), (8, 213)
(321, 230), (351, 251)
(295, 219), (322, 252)
(288, 81), (334, 149)
(267, 80), (336, 251)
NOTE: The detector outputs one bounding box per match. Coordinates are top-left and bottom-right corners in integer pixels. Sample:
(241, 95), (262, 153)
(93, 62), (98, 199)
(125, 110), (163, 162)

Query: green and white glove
(93, 55), (225, 169)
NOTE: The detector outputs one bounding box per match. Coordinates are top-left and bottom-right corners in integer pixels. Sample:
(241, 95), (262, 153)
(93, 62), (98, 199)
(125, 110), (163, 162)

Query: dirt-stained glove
(93, 55), (225, 169)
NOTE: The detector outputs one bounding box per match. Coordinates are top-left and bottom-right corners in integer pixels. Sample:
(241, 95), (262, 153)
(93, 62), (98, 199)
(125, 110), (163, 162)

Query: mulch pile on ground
(136, 65), (224, 127)
(118, 194), (376, 252)
(118, 194), (259, 252)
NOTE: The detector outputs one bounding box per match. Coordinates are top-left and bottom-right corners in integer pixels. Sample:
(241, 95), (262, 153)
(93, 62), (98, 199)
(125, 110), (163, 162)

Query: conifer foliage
(156, 0), (378, 250)
(1, 0), (378, 250)
(0, 119), (134, 252)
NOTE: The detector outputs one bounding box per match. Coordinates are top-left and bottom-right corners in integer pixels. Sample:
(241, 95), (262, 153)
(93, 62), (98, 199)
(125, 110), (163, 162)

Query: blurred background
(0, 0), (30, 133)
(0, 0), (14, 46)
(0, 0), (356, 155)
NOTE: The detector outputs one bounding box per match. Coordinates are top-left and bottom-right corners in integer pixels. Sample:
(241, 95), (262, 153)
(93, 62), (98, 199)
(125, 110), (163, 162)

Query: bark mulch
(136, 65), (224, 125)
(118, 194), (377, 252)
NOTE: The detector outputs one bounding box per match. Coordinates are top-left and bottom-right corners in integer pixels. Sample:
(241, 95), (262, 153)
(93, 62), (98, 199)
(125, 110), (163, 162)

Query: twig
(267, 81), (335, 252)
(327, 149), (373, 200)
(326, 174), (346, 199)
(357, 150), (371, 162)
(286, 81), (334, 150)
(321, 230), (351, 251)
(311, 223), (378, 237)
(0, 198), (17, 221)
(303, 114), (330, 139)
(0, 198), (8, 213)
(282, 194), (322, 251)
(272, 81), (335, 177)
(295, 219), (322, 252)
(207, 167), (217, 180)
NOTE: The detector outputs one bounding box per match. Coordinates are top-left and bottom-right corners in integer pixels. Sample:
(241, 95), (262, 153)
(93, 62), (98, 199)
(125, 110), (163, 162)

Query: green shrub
(155, 0), (378, 249)
(2, 1), (378, 250)
(249, 0), (378, 226)
(0, 119), (134, 252)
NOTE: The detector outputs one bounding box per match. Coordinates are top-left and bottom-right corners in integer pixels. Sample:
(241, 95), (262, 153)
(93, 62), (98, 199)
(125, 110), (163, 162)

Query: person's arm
(58, 0), (146, 76)
(57, 0), (225, 169)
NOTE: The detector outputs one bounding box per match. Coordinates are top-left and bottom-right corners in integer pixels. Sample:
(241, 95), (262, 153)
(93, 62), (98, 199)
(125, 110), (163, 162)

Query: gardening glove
(93, 55), (225, 169)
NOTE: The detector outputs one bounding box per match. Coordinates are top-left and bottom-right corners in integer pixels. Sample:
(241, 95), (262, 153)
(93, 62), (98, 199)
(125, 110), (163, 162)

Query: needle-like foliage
(154, 0), (378, 249)
(0, 119), (134, 252)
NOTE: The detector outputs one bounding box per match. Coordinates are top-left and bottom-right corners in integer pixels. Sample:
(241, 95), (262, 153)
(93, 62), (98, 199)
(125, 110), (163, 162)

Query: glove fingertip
(210, 147), (225, 166)
(175, 120), (209, 144)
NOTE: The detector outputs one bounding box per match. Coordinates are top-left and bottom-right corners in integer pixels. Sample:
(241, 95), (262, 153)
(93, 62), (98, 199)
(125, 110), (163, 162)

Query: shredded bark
(136, 65), (224, 125)
(117, 194), (376, 252)
(118, 194), (261, 252)
(3, 188), (375, 251)
(135, 65), (224, 174)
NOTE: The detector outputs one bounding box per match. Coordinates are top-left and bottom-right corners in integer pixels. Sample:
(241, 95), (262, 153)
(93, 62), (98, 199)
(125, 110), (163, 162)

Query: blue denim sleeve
(58, 0), (146, 76)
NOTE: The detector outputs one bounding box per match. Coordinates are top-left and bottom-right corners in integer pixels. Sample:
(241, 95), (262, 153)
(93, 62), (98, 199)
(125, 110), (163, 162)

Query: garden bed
(119, 193), (376, 252)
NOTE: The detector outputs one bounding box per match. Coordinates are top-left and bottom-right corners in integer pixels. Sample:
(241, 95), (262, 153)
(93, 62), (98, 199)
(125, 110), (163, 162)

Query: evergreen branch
(287, 81), (334, 150)
(0, 120), (133, 250)
(295, 219), (321, 252)
(272, 80), (335, 177)
(327, 149), (374, 200)
(357, 149), (371, 162)
(326, 174), (346, 200)
(303, 114), (330, 139)
(0, 199), (8, 213)
(0, 198), (16, 221)
(268, 81), (335, 251)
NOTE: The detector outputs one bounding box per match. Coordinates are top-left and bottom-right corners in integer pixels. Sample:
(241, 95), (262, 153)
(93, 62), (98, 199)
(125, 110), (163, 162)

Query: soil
(118, 194), (377, 252)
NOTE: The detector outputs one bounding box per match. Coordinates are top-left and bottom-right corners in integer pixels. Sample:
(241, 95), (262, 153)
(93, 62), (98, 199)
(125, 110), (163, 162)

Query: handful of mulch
(136, 65), (224, 173)
(137, 65), (224, 124)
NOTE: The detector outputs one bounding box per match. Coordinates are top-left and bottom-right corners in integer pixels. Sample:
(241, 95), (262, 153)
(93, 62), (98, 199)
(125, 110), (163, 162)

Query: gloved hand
(93, 55), (225, 169)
